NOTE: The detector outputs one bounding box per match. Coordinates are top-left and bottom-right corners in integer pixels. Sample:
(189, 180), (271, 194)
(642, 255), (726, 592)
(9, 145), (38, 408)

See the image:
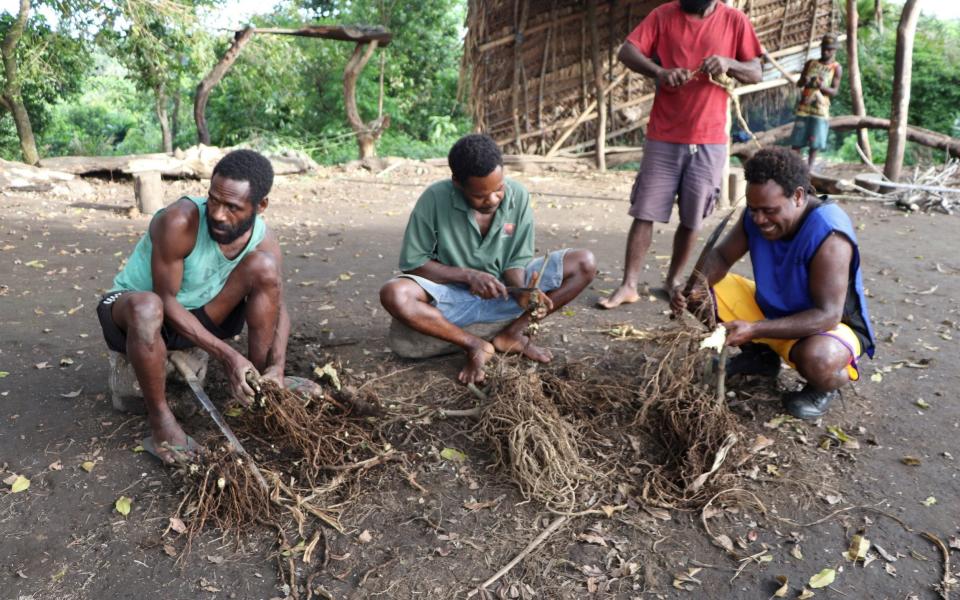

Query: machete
(169, 352), (270, 493)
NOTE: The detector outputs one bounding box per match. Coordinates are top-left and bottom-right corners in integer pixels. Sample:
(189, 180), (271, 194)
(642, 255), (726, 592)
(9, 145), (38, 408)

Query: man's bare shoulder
(149, 197), (200, 255)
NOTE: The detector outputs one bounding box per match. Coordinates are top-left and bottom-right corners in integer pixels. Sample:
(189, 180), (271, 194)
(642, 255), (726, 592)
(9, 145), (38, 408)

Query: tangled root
(634, 325), (746, 508)
(177, 380), (387, 553)
(478, 364), (596, 511)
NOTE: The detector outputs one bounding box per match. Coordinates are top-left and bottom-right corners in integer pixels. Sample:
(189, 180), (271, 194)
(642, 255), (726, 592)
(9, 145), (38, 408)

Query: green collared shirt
(398, 178), (534, 278)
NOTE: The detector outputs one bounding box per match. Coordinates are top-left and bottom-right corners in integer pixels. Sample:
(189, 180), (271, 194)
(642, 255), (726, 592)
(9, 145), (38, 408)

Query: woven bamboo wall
(463, 0), (839, 155)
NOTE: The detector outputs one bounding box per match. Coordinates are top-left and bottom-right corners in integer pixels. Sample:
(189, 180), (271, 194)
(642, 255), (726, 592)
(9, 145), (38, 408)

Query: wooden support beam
(544, 72), (628, 157)
(732, 115), (960, 161)
(253, 25), (392, 46)
(587, 0), (606, 171)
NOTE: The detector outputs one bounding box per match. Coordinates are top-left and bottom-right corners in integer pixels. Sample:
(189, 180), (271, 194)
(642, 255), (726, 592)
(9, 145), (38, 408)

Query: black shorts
(96, 290), (246, 354)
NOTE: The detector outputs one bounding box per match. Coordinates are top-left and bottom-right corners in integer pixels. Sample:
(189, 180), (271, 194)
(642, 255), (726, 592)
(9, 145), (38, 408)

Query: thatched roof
(463, 0), (839, 156)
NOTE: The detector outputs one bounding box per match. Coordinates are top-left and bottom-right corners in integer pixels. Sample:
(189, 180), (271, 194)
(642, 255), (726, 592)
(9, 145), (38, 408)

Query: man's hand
(657, 67), (693, 88)
(722, 320), (756, 347)
(465, 269), (508, 299)
(700, 55), (730, 77)
(670, 285), (708, 316)
(260, 365), (284, 388)
(224, 350), (259, 405)
(513, 271), (554, 317)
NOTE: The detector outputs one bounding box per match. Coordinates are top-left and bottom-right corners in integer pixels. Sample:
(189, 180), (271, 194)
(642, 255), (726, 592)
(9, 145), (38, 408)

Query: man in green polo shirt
(380, 134), (596, 384)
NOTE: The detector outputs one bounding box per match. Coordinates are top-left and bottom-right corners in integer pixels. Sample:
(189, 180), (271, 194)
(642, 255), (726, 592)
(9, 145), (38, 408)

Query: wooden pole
(510, 0), (529, 153)
(846, 0), (873, 163)
(194, 26), (256, 145)
(133, 171), (164, 215)
(884, 0), (922, 182)
(587, 0), (606, 171)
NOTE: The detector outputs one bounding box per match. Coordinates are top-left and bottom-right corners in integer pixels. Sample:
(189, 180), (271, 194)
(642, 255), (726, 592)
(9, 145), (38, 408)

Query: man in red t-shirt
(598, 0), (763, 310)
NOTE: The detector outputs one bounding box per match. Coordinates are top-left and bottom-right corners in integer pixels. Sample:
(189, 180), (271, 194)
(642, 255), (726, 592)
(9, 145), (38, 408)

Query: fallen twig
(466, 515), (570, 598)
(921, 531), (953, 600)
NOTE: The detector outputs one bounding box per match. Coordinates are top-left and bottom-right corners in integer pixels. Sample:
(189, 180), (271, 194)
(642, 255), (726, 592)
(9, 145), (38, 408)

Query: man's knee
(565, 249), (596, 282)
(242, 250), (281, 290)
(380, 279), (421, 315)
(125, 293), (164, 341)
(792, 338), (849, 390)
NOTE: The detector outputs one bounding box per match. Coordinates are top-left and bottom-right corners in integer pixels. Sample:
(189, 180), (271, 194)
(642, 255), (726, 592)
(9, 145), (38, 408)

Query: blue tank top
(111, 196), (266, 310)
(744, 202), (875, 357)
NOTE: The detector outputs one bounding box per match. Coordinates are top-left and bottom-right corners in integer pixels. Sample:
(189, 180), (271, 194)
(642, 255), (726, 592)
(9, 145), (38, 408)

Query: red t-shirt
(626, 1), (762, 144)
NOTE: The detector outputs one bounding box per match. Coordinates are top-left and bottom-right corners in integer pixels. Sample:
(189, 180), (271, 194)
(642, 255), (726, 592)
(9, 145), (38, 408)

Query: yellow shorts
(713, 274), (862, 381)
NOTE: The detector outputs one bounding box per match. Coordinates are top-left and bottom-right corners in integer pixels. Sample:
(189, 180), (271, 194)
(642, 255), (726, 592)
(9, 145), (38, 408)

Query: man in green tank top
(96, 150), (290, 464)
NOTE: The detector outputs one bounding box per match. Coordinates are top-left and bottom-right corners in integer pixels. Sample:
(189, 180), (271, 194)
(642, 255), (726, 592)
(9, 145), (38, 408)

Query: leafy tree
(832, 11), (960, 164)
(0, 6), (87, 162)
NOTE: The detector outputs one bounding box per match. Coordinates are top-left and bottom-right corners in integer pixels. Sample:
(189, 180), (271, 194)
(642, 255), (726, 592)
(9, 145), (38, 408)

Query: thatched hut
(462, 0), (839, 160)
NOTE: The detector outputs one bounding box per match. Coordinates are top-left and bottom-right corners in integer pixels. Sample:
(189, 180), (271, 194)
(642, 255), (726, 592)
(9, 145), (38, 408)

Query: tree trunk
(155, 82), (172, 154)
(194, 26), (255, 145)
(0, 0), (39, 165)
(846, 0), (872, 163)
(343, 40), (389, 160)
(875, 0), (884, 33)
(171, 92), (181, 149)
(587, 0), (606, 172)
(731, 114), (960, 161)
(884, 0), (921, 182)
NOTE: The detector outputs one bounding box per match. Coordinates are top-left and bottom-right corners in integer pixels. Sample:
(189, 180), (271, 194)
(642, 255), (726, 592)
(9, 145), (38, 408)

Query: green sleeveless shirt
(111, 196), (267, 310)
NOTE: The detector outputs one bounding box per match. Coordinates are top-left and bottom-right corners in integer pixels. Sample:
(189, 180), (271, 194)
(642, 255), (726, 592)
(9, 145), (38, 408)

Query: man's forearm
(618, 43), (662, 80)
(699, 250), (732, 289)
(727, 58), (762, 84)
(749, 308), (842, 341)
(266, 301), (290, 372)
(159, 297), (236, 362)
(407, 260), (473, 284)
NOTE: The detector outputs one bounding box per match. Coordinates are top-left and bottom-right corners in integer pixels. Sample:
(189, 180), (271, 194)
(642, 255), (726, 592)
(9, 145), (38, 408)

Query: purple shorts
(628, 139), (727, 230)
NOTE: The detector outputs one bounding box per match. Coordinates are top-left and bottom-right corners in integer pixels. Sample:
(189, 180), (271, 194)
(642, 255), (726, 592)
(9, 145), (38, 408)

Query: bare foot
(492, 332), (554, 363)
(596, 284), (641, 309)
(148, 412), (190, 464)
(458, 340), (495, 385)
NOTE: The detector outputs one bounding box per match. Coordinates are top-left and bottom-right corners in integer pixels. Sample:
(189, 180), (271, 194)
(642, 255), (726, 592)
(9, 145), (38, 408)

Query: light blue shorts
(397, 249), (569, 328)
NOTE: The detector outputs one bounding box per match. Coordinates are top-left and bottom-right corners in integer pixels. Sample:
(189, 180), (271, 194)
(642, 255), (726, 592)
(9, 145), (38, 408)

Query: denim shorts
(397, 249), (569, 328)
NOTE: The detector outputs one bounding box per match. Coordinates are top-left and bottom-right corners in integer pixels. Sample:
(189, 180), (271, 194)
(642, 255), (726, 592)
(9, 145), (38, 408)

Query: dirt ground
(1, 160), (958, 600)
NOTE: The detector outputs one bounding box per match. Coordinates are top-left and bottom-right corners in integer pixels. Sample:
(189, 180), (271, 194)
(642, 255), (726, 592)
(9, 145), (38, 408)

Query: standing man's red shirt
(626, 1), (763, 145)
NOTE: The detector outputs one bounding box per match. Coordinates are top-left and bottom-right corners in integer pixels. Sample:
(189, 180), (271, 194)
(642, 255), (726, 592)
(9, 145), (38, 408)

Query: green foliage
(836, 129), (888, 164)
(197, 0), (471, 162)
(39, 53), (148, 155)
(826, 11), (960, 164)
(0, 12), (88, 159)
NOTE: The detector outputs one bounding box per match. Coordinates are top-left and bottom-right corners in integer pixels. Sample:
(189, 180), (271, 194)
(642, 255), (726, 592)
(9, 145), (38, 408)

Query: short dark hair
(744, 147), (810, 199)
(447, 134), (503, 183)
(211, 149), (274, 206)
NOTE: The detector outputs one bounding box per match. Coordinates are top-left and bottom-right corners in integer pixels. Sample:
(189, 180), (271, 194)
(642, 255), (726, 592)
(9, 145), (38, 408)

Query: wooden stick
(921, 531), (953, 600)
(762, 52), (799, 84)
(545, 72), (627, 157)
(466, 515), (569, 597)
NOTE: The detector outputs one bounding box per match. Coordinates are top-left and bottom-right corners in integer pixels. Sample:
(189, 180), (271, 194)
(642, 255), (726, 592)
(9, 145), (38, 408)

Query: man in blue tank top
(96, 150), (290, 463)
(672, 148), (875, 419)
